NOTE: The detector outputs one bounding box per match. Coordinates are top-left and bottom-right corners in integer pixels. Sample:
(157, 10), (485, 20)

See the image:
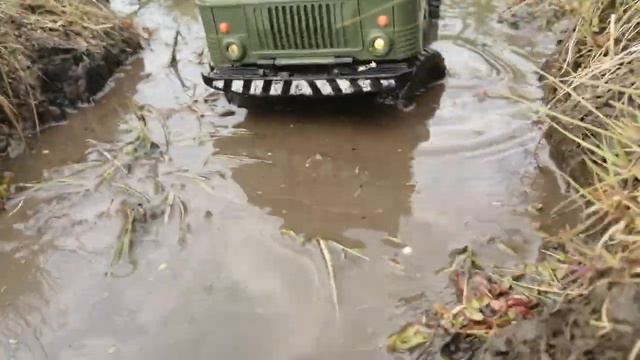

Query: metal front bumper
(202, 62), (415, 97)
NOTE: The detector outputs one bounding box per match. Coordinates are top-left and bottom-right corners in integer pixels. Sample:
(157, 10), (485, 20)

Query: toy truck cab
(196, 0), (444, 98)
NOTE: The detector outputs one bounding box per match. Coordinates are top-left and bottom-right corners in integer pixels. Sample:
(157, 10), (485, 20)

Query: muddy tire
(397, 48), (446, 106)
(418, 49), (446, 84)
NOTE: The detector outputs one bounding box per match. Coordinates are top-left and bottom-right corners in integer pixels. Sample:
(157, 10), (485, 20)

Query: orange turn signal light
(219, 22), (230, 34)
(377, 15), (389, 28)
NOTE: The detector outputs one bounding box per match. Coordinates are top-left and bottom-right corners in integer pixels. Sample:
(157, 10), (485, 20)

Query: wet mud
(0, 0), (565, 359)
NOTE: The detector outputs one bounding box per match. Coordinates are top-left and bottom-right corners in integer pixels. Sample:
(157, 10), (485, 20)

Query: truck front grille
(253, 2), (348, 50)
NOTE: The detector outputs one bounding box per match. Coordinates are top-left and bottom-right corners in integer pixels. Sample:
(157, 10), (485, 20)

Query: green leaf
(464, 307), (485, 322)
(387, 324), (432, 353)
(470, 298), (482, 310)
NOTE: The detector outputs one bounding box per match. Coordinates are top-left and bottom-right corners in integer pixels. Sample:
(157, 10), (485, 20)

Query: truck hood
(195, 0), (339, 5)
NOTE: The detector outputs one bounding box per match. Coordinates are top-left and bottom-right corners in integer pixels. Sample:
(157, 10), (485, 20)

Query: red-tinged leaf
(470, 274), (490, 295)
(506, 295), (536, 308)
(489, 299), (507, 313)
(489, 279), (511, 298)
(489, 280), (511, 297)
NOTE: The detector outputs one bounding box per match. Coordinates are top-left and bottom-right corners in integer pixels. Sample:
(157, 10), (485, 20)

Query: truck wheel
(418, 48), (446, 84)
(397, 48), (446, 106)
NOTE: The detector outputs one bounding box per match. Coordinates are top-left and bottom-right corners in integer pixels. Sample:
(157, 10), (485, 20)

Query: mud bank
(0, 0), (140, 152)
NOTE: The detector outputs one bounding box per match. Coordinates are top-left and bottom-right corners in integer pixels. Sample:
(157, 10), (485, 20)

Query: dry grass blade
(195, 180), (216, 196)
(169, 29), (181, 68)
(8, 198), (24, 216)
(113, 183), (150, 202)
(173, 172), (216, 195)
(25, 177), (86, 191)
(164, 191), (175, 224)
(0, 94), (24, 141)
(630, 339), (640, 360)
(177, 196), (187, 222)
(94, 146), (128, 173)
(316, 237), (340, 318)
(23, 70), (39, 135)
(280, 228), (304, 243)
(329, 240), (369, 261)
(110, 208), (135, 273)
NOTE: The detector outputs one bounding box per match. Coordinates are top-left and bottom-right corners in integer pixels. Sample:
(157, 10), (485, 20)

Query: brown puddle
(0, 0), (565, 359)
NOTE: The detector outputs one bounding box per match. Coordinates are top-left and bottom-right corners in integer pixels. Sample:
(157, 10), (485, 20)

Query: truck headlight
(223, 40), (245, 61)
(368, 33), (392, 56)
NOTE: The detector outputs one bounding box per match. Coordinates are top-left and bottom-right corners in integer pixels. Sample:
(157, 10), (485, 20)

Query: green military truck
(196, 0), (444, 99)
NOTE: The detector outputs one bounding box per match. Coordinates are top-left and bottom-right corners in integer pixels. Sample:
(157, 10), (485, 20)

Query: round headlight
(228, 44), (240, 58)
(368, 34), (391, 56)
(223, 40), (245, 61)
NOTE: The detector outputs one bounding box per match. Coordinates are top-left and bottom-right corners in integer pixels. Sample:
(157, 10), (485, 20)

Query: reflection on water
(215, 87), (445, 246)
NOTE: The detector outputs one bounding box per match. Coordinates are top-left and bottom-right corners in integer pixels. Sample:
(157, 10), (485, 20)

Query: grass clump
(543, 0), (640, 183)
(0, 0), (140, 136)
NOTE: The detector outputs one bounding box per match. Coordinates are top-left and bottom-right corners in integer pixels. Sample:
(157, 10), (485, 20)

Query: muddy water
(0, 0), (563, 359)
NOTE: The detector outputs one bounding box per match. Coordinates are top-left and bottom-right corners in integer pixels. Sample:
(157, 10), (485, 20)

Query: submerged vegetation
(389, 0), (640, 358)
(8, 101), (222, 275)
(0, 171), (13, 211)
(281, 229), (370, 318)
(0, 0), (139, 139)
